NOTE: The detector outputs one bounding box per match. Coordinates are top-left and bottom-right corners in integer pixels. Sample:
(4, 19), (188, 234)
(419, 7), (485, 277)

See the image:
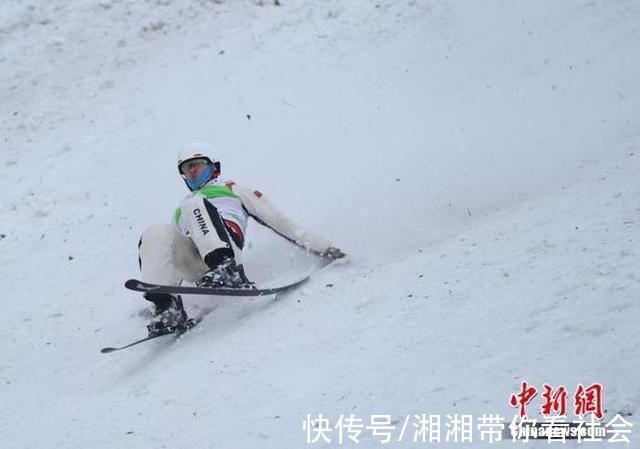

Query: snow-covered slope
(1, 1), (639, 448)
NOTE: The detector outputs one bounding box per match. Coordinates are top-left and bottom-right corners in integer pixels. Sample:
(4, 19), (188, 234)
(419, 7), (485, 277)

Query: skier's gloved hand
(321, 246), (346, 260)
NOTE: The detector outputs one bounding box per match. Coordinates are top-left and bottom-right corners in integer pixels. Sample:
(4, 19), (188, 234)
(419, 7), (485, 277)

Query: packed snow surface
(1, 1), (639, 448)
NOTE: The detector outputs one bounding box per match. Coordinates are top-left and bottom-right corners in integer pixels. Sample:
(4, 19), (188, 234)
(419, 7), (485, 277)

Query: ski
(107, 259), (344, 353)
(100, 318), (200, 354)
(124, 276), (310, 296)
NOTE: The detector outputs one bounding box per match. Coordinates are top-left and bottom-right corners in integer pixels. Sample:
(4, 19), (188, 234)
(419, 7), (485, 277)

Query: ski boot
(144, 292), (192, 337)
(197, 257), (256, 289)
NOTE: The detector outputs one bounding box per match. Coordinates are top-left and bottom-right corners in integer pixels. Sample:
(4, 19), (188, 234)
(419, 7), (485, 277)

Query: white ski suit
(138, 178), (335, 286)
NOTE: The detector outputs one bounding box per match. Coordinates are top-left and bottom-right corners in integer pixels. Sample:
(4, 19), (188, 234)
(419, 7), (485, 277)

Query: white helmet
(177, 142), (219, 171)
(177, 142), (221, 190)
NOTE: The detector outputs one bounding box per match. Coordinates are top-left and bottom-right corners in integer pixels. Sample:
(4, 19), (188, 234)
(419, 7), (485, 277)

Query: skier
(138, 142), (345, 336)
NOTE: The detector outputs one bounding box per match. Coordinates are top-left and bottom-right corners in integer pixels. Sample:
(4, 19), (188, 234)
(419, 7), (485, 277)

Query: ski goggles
(179, 158), (210, 174)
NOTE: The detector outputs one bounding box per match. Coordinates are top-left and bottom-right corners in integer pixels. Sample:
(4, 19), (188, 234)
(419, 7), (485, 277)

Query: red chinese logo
(509, 382), (604, 419)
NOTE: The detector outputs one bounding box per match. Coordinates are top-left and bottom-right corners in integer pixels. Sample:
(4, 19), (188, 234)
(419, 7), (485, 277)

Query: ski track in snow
(1, 1), (639, 448)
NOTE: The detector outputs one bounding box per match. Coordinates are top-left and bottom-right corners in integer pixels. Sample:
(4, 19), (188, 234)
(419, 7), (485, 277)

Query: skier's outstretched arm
(228, 182), (345, 259)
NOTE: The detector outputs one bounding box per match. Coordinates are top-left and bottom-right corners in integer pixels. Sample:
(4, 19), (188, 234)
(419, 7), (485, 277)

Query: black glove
(321, 246), (346, 260)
